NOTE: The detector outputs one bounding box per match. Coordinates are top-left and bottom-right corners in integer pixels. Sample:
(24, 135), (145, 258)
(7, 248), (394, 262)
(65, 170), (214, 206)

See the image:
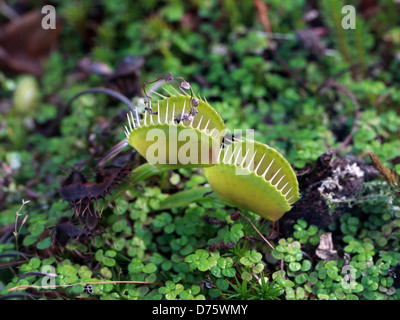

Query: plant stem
(13, 199), (30, 259)
(237, 211), (275, 250)
(9, 280), (162, 292)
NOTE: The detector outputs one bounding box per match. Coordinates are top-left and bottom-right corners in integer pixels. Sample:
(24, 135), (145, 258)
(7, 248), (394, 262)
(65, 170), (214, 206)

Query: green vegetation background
(0, 0), (400, 300)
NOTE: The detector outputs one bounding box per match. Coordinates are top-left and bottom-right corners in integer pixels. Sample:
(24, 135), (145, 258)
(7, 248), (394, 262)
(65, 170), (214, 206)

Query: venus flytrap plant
(36, 74), (302, 301)
(66, 74), (299, 223)
(204, 139), (300, 221)
(125, 90), (226, 169)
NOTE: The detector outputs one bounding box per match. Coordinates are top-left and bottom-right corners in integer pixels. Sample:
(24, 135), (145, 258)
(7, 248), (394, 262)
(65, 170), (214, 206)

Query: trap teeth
(126, 93), (227, 168)
(204, 139), (300, 221)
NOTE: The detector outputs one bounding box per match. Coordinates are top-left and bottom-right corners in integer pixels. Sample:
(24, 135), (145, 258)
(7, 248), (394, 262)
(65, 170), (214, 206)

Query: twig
(0, 0), (19, 20)
(8, 280), (162, 292)
(13, 199), (30, 238)
(65, 87), (138, 113)
(253, 0), (312, 95)
(373, 92), (391, 107)
(236, 211), (275, 250)
(254, 0), (272, 38)
(0, 252), (33, 259)
(48, 87), (139, 135)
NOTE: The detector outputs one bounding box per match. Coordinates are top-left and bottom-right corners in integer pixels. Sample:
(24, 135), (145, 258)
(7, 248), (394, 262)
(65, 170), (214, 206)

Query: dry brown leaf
(369, 152), (399, 186)
(0, 10), (62, 76)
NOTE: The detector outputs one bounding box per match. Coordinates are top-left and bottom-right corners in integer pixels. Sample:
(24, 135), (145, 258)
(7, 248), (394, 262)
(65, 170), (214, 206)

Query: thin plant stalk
(13, 199), (30, 259)
(237, 211), (275, 250)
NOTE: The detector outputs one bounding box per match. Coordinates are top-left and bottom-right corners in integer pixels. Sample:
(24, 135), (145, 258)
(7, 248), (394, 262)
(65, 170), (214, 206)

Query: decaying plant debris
(280, 151), (380, 234)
